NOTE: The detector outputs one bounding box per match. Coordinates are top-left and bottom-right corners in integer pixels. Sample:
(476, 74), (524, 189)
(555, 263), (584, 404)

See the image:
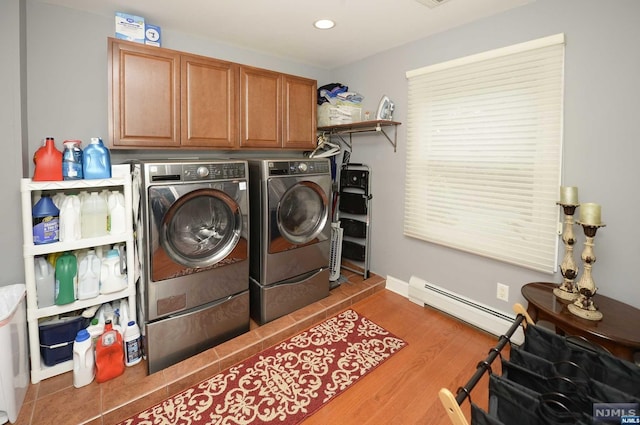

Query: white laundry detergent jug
(81, 192), (108, 238)
(34, 256), (55, 307)
(59, 195), (82, 242)
(100, 249), (127, 294)
(108, 190), (126, 235)
(77, 249), (100, 300)
(73, 329), (95, 388)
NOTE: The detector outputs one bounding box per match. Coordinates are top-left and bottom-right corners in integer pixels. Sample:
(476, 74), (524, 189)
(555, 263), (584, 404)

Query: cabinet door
(182, 55), (239, 148)
(283, 75), (317, 149)
(108, 38), (180, 148)
(240, 66), (281, 148)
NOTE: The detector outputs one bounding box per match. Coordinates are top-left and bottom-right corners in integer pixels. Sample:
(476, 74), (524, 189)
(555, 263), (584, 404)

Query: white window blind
(404, 34), (565, 273)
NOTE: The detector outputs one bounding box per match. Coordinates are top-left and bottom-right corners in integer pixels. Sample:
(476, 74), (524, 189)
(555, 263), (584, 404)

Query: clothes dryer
(132, 160), (250, 373)
(248, 158), (331, 324)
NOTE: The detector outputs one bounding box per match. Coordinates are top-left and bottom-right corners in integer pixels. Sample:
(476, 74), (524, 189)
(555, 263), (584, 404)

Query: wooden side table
(521, 282), (640, 363)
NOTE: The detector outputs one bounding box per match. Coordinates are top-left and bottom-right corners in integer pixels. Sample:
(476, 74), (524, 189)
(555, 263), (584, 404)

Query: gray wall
(4, 0), (639, 315)
(331, 0), (640, 310)
(0, 0), (27, 287)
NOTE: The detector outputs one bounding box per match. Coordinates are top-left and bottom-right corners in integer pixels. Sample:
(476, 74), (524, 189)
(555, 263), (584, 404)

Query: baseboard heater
(408, 276), (524, 345)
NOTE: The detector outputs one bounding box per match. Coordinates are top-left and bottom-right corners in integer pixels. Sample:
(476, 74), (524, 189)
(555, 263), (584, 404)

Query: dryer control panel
(267, 160), (330, 176)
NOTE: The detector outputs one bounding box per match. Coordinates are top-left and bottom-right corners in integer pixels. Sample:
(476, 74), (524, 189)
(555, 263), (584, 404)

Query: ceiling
(37, 0), (534, 69)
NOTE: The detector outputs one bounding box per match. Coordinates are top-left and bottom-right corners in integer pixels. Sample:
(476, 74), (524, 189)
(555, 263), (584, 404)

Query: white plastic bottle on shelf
(59, 195), (82, 242)
(100, 249), (127, 294)
(77, 249), (100, 300)
(52, 192), (67, 209)
(115, 299), (130, 330)
(108, 190), (126, 235)
(81, 192), (109, 238)
(86, 318), (104, 347)
(123, 320), (142, 366)
(73, 329), (95, 388)
(34, 256), (55, 308)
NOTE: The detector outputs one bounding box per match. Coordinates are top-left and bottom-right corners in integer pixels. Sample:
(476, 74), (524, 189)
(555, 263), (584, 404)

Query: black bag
(489, 374), (594, 425)
(471, 402), (506, 425)
(508, 346), (640, 405)
(521, 324), (640, 397)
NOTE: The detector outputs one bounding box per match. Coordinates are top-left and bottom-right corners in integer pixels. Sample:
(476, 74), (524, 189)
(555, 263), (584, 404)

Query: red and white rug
(118, 309), (407, 425)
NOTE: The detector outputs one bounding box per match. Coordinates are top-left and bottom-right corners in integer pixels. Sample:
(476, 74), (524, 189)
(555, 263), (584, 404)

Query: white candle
(580, 203), (601, 225)
(559, 186), (579, 205)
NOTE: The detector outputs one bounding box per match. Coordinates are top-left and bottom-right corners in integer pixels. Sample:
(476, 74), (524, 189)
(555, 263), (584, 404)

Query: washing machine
(248, 158), (331, 324)
(132, 159), (250, 374)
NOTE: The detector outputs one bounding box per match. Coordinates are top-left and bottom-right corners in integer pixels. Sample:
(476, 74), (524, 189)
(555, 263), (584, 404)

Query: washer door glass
(277, 181), (328, 245)
(162, 189), (241, 268)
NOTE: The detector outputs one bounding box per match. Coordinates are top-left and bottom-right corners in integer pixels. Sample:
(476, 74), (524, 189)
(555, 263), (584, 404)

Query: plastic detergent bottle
(59, 195), (82, 242)
(95, 320), (125, 383)
(55, 252), (77, 305)
(52, 192), (67, 209)
(33, 137), (63, 181)
(73, 329), (95, 388)
(81, 192), (109, 238)
(115, 299), (130, 330)
(108, 190), (127, 235)
(100, 249), (127, 294)
(123, 320), (142, 366)
(34, 256), (55, 308)
(77, 249), (100, 300)
(32, 195), (59, 244)
(86, 318), (104, 347)
(83, 137), (111, 179)
(62, 140), (83, 180)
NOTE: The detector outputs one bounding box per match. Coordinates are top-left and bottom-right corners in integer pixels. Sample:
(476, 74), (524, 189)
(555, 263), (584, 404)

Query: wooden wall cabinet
(239, 66), (281, 149)
(108, 39), (180, 147)
(108, 38), (316, 150)
(283, 75), (317, 149)
(108, 38), (238, 149)
(181, 54), (238, 148)
(239, 67), (317, 149)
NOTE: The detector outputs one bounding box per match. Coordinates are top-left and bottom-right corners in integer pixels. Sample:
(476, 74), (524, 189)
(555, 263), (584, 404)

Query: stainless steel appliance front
(248, 159), (331, 324)
(133, 160), (250, 373)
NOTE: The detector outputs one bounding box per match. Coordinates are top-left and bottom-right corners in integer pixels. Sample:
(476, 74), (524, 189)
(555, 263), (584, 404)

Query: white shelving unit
(21, 164), (136, 384)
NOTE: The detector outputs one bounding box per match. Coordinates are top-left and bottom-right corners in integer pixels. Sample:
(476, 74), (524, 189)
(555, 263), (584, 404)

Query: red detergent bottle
(95, 319), (125, 383)
(33, 137), (63, 181)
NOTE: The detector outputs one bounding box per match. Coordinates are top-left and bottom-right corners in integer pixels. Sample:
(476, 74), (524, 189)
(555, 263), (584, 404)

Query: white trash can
(0, 284), (28, 424)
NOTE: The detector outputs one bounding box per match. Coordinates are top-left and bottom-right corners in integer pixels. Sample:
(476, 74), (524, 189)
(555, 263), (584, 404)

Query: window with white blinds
(404, 34), (565, 273)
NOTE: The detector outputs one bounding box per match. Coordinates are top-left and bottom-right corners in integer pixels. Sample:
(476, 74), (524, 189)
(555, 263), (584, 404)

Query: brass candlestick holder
(568, 222), (606, 321)
(554, 203), (580, 301)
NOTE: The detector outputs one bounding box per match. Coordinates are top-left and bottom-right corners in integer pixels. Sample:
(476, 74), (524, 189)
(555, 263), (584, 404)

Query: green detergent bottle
(55, 252), (77, 305)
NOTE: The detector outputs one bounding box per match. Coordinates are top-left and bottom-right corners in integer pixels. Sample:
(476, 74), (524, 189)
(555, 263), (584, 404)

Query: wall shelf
(318, 120), (401, 152)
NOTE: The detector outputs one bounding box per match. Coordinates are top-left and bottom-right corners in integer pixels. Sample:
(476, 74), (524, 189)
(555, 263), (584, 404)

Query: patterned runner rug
(119, 309), (407, 425)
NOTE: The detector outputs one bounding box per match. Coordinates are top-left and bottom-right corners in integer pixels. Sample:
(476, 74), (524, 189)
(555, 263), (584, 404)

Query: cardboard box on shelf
(115, 12), (145, 44)
(318, 103), (363, 126)
(145, 24), (162, 47)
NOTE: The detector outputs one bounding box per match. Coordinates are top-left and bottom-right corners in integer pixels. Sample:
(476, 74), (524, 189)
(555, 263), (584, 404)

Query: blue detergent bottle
(83, 137), (111, 179)
(32, 195), (60, 244)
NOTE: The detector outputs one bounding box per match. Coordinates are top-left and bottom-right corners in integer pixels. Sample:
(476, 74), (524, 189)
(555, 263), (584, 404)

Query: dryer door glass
(276, 181), (328, 246)
(162, 189), (241, 268)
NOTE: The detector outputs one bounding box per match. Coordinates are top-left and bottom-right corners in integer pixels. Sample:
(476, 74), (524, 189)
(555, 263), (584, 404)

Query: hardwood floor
(302, 290), (497, 425)
(14, 273), (500, 425)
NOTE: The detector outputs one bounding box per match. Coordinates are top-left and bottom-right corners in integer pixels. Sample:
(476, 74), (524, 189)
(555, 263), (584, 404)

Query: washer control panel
(146, 161), (246, 182)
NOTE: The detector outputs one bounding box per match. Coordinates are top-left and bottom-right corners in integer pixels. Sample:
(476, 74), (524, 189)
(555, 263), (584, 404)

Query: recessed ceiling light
(314, 19), (335, 30)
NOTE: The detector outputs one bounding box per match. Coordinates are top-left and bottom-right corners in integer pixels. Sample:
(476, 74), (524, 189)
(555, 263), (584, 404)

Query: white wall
(330, 0), (640, 309)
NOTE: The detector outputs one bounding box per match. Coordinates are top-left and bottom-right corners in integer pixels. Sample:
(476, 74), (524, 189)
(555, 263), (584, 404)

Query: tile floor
(13, 269), (386, 425)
